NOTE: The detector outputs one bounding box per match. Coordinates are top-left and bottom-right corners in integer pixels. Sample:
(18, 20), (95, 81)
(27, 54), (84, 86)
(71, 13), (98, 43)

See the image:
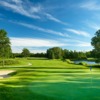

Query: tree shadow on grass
(0, 85), (58, 100)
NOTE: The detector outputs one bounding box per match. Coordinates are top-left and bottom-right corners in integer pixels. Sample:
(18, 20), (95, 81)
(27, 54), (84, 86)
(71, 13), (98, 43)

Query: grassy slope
(0, 59), (100, 100)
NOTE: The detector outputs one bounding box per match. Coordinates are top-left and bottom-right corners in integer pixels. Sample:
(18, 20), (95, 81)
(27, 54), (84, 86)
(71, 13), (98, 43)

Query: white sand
(0, 70), (15, 79)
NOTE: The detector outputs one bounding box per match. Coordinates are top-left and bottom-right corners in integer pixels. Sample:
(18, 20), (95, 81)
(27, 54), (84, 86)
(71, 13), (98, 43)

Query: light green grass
(0, 58), (100, 100)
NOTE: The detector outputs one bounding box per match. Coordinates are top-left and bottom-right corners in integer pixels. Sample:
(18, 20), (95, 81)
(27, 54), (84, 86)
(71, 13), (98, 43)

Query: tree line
(10, 47), (94, 60)
(47, 47), (95, 60)
(13, 48), (46, 58)
(0, 29), (100, 62)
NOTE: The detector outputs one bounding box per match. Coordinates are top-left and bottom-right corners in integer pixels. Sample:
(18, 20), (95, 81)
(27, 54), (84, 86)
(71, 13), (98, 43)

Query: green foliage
(30, 53), (47, 57)
(95, 58), (100, 63)
(21, 48), (30, 57)
(0, 29), (12, 58)
(87, 58), (96, 61)
(0, 59), (20, 66)
(91, 30), (100, 50)
(47, 47), (63, 59)
(27, 57), (48, 60)
(46, 47), (93, 60)
(12, 53), (23, 58)
(91, 29), (100, 61)
(63, 49), (87, 60)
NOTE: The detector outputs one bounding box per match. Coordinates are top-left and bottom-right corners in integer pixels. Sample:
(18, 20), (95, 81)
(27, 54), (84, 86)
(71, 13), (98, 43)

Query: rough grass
(0, 58), (100, 100)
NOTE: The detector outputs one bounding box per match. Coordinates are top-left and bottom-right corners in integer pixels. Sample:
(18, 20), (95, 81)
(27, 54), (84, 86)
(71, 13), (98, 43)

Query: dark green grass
(0, 59), (100, 100)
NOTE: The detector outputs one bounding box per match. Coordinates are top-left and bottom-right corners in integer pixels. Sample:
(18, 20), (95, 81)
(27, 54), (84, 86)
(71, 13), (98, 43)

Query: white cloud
(11, 37), (91, 48)
(30, 6), (42, 13)
(10, 37), (66, 47)
(11, 0), (22, 4)
(31, 50), (46, 53)
(10, 37), (68, 53)
(12, 46), (46, 53)
(10, 37), (92, 53)
(86, 22), (100, 30)
(80, 1), (100, 10)
(0, 0), (67, 25)
(10, 37), (72, 53)
(44, 13), (68, 25)
(65, 28), (90, 37)
(89, 24), (100, 30)
(62, 38), (91, 47)
(0, 1), (41, 19)
(11, 21), (68, 37)
(76, 42), (91, 47)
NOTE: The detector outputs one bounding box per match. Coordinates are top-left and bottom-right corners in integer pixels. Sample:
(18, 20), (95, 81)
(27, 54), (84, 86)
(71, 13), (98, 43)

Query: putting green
(28, 68), (100, 100)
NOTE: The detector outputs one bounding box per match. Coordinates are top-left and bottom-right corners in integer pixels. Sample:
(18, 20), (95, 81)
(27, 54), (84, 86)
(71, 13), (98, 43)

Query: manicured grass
(0, 58), (100, 100)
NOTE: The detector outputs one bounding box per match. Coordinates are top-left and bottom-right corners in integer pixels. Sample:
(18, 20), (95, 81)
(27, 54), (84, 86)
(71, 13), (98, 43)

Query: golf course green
(0, 58), (100, 100)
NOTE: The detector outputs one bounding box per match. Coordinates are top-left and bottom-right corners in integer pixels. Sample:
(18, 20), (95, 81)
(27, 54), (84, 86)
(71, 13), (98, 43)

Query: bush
(95, 59), (100, 63)
(0, 59), (20, 65)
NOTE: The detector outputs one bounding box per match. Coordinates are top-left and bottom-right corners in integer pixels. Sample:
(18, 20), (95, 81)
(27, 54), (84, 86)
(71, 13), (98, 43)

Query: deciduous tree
(0, 29), (12, 66)
(21, 48), (30, 57)
(91, 30), (100, 62)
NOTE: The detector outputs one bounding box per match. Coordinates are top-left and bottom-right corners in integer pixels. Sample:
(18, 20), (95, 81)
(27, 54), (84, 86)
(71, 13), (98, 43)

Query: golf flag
(90, 66), (92, 71)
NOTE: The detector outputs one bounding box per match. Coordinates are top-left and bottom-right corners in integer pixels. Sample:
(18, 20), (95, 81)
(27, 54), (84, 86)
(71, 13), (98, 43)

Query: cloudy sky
(0, 0), (99, 53)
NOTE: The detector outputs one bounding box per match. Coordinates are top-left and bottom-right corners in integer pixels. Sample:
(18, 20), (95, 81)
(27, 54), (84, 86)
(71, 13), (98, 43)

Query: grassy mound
(78, 62), (88, 66)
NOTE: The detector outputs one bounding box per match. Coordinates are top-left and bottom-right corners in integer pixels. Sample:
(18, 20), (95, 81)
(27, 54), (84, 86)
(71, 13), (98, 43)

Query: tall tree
(91, 29), (100, 62)
(47, 47), (63, 59)
(0, 29), (12, 66)
(21, 48), (30, 57)
(0, 29), (12, 57)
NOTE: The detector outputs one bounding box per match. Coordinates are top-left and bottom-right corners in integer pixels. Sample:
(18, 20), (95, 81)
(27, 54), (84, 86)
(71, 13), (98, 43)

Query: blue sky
(0, 0), (100, 53)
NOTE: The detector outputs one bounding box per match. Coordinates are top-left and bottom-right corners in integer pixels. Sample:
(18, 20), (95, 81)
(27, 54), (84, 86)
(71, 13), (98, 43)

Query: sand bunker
(0, 70), (15, 79)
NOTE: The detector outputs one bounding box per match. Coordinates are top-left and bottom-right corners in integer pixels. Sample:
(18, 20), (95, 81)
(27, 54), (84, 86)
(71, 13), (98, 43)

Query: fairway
(0, 59), (100, 100)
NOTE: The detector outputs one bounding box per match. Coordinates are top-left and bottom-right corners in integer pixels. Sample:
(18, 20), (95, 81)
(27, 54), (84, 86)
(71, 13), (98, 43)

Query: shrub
(0, 59), (20, 65)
